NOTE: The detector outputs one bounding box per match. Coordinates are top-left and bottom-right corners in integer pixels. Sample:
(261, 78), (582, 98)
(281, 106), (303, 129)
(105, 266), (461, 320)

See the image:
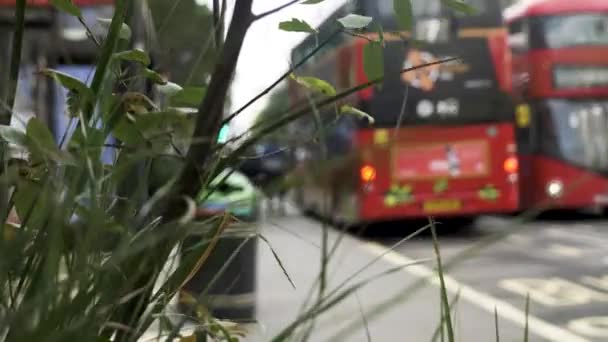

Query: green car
(197, 169), (260, 222)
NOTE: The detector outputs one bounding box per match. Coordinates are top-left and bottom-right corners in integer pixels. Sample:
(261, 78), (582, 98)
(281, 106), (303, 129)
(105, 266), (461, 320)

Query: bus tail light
(503, 157), (518, 174)
(360, 164), (377, 183)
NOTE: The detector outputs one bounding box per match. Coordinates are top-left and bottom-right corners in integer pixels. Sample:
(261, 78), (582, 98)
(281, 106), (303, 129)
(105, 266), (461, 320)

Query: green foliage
(337, 14), (373, 29)
(290, 74), (336, 96)
(0, 1), (492, 341)
(279, 18), (317, 33)
(443, 0), (477, 15)
(340, 105), (374, 124)
(363, 41), (384, 81)
(49, 0), (81, 17)
(113, 48), (152, 66)
(394, 0), (413, 30)
(97, 17), (132, 41)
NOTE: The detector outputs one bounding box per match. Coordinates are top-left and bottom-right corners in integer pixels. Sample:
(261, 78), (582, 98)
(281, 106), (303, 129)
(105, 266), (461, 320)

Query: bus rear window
(534, 13), (608, 49)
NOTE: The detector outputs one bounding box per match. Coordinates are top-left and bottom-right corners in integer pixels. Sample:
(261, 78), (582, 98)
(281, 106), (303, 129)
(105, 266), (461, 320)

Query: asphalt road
(370, 213), (608, 342)
(246, 208), (608, 342)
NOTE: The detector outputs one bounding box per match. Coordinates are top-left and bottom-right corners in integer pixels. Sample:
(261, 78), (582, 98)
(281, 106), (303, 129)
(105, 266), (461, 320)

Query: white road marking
(499, 277), (608, 306)
(362, 241), (591, 342)
(547, 244), (584, 258)
(569, 317), (608, 338)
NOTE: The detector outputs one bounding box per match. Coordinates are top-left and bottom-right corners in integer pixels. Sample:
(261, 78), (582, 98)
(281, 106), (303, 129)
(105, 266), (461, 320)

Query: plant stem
(1, 0), (26, 125)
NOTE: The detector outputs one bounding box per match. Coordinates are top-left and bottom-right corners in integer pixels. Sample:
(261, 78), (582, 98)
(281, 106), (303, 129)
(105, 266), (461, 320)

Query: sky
(197, 0), (348, 134)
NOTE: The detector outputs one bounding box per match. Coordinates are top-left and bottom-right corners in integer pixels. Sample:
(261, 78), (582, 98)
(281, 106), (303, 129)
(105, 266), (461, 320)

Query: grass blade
(355, 292), (372, 342)
(431, 289), (461, 342)
(258, 234), (296, 289)
(494, 306), (500, 342)
(430, 218), (455, 342)
(271, 259), (429, 342)
(524, 293), (530, 342)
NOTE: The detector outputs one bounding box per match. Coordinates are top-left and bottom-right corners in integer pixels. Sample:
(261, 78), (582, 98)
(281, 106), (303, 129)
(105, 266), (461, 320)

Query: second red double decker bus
(505, 0), (608, 213)
(289, 0), (519, 225)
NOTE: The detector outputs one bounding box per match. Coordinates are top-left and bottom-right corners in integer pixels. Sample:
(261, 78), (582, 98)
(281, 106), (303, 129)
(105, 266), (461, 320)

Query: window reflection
(542, 13), (608, 49)
(541, 100), (608, 171)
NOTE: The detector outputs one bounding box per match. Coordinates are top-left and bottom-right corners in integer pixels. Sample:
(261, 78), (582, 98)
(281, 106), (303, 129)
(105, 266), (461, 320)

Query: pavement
(142, 204), (608, 341)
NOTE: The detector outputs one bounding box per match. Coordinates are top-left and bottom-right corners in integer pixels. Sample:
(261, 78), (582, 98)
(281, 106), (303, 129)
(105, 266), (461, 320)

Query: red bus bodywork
(505, 0), (608, 211)
(290, 21), (520, 224)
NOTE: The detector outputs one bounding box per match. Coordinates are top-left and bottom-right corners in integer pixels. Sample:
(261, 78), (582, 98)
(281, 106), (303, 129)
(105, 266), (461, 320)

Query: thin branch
(342, 30), (376, 42)
(222, 29), (341, 126)
(221, 57), (460, 174)
(254, 0), (301, 21)
(78, 16), (102, 47)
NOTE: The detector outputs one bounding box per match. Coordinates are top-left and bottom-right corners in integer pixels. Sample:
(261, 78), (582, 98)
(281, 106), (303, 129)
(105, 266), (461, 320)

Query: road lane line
(362, 241), (591, 342)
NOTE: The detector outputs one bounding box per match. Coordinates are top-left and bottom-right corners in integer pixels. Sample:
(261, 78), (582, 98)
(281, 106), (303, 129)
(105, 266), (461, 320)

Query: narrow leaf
(302, 0), (325, 3)
(394, 0), (413, 30)
(169, 87), (206, 108)
(340, 105), (374, 124)
(0, 125), (27, 146)
(259, 234), (296, 289)
(157, 82), (183, 97)
(494, 307), (500, 342)
(337, 14), (373, 29)
(40, 68), (92, 97)
(524, 293), (530, 342)
(279, 18), (316, 33)
(443, 0), (476, 15)
(290, 74), (336, 96)
(97, 18), (132, 40)
(144, 68), (168, 85)
(363, 41), (384, 82)
(50, 0), (81, 17)
(430, 218), (455, 342)
(113, 48), (151, 66)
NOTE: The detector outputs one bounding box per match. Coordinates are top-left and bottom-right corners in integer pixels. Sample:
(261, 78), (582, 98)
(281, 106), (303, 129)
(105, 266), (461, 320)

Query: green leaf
(144, 68), (168, 85)
(14, 179), (50, 230)
(66, 90), (84, 118)
(0, 125), (27, 147)
(26, 118), (74, 164)
(340, 105), (375, 124)
(113, 48), (151, 66)
(394, 0), (413, 30)
(337, 14), (373, 29)
(442, 0), (476, 15)
(97, 18), (132, 40)
(289, 74), (336, 96)
(157, 82), (183, 97)
(27, 118), (56, 151)
(40, 68), (92, 97)
(302, 0), (325, 3)
(279, 18), (316, 33)
(363, 41), (384, 82)
(50, 0), (81, 17)
(169, 87), (206, 108)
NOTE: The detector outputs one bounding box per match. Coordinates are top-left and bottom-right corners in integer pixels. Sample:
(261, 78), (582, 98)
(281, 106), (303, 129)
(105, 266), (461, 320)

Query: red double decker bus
(504, 0), (608, 213)
(289, 0), (519, 225)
